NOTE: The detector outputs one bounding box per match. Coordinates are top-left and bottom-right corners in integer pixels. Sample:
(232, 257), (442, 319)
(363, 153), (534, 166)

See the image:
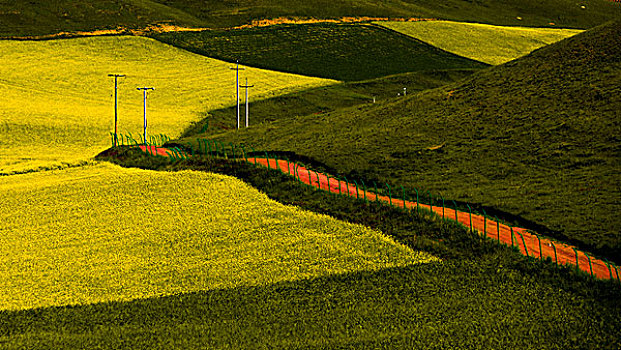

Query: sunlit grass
(379, 20), (582, 65)
(0, 35), (335, 174)
(0, 162), (437, 311)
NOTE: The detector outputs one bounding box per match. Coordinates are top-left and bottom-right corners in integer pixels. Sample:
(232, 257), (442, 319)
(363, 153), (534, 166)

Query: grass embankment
(3, 147), (614, 348)
(379, 20), (583, 65)
(1, 0), (620, 38)
(0, 161), (433, 310)
(187, 20), (621, 263)
(0, 35), (334, 175)
(183, 69), (478, 136)
(152, 23), (489, 81)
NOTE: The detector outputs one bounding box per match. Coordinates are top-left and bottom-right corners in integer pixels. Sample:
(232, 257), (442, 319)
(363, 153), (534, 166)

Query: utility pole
(108, 73), (125, 146)
(229, 60), (245, 130)
(137, 87), (155, 146)
(240, 78), (254, 128)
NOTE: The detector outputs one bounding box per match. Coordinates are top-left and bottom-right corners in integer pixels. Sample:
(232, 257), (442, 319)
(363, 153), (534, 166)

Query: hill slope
(0, 35), (333, 175)
(1, 0), (620, 37)
(182, 69), (479, 136)
(0, 162), (433, 310)
(379, 20), (583, 65)
(152, 23), (488, 81)
(197, 20), (621, 261)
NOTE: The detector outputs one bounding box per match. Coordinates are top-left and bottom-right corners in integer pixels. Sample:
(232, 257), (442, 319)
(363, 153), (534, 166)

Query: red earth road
(137, 145), (620, 282)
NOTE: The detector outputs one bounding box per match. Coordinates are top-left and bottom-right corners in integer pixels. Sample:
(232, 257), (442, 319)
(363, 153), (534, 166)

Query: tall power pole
(229, 60), (245, 130)
(108, 73), (125, 146)
(137, 87), (155, 146)
(240, 78), (254, 128)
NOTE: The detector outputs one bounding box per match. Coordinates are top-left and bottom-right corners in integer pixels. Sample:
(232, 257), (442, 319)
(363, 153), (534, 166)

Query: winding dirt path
(137, 145), (620, 282)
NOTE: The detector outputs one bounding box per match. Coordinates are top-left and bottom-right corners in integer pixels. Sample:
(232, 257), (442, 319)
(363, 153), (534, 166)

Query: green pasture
(190, 20), (621, 262)
(184, 69), (479, 136)
(379, 20), (583, 65)
(6, 145), (612, 349)
(152, 23), (488, 81)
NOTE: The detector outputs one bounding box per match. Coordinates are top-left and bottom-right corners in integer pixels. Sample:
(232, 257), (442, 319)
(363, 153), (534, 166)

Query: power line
(229, 60), (245, 130)
(136, 87), (155, 146)
(108, 73), (125, 147)
(240, 78), (254, 128)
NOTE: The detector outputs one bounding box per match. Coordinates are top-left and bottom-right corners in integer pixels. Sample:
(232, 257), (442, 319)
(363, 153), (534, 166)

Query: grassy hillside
(193, 20), (621, 262)
(0, 0), (619, 38)
(0, 162), (434, 310)
(3, 264), (620, 349)
(379, 20), (583, 65)
(183, 69), (479, 136)
(0, 0), (206, 37)
(0, 35), (334, 175)
(7, 146), (615, 349)
(152, 23), (488, 81)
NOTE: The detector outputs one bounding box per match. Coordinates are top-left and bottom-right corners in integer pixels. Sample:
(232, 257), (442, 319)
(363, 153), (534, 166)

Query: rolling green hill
(192, 20), (621, 262)
(152, 23), (488, 81)
(182, 69), (479, 136)
(1, 0), (619, 38)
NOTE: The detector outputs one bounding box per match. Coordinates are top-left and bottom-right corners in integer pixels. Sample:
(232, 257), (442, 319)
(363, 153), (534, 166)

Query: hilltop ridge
(1, 0), (620, 37)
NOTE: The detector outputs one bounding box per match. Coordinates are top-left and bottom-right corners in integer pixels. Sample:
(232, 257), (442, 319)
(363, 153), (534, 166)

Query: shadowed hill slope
(181, 69), (479, 137)
(152, 24), (489, 81)
(0, 0), (620, 37)
(197, 20), (621, 262)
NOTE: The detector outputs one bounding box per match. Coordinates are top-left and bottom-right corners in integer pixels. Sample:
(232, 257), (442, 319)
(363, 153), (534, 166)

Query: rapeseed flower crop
(379, 21), (582, 65)
(0, 36), (335, 174)
(0, 163), (438, 310)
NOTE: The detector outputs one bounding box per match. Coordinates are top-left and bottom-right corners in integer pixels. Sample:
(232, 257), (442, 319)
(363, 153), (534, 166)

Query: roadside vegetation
(186, 20), (621, 263)
(3, 146), (614, 348)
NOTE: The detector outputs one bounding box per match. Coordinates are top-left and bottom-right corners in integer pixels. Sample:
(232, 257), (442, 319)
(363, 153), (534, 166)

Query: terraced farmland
(379, 20), (583, 65)
(0, 35), (334, 175)
(152, 23), (489, 81)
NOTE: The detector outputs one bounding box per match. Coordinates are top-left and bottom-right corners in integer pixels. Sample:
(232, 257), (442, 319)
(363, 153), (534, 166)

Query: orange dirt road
(136, 145), (620, 282)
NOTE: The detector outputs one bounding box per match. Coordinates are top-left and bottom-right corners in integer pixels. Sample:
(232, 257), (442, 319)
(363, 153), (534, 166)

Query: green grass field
(152, 23), (488, 81)
(0, 35), (334, 174)
(183, 69), (479, 136)
(0, 162), (435, 311)
(2, 1), (621, 347)
(1, 0), (620, 38)
(189, 20), (621, 263)
(4, 145), (613, 349)
(379, 20), (583, 65)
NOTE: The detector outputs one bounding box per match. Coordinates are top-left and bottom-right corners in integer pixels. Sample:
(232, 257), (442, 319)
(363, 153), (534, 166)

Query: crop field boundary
(112, 133), (620, 284)
(0, 17), (437, 41)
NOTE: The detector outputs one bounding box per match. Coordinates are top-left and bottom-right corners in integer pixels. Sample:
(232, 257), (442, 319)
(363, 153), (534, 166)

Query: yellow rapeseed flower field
(379, 21), (582, 65)
(0, 162), (438, 310)
(0, 36), (335, 174)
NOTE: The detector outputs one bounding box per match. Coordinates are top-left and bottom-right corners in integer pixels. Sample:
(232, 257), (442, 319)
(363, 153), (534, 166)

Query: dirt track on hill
(137, 145), (620, 282)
